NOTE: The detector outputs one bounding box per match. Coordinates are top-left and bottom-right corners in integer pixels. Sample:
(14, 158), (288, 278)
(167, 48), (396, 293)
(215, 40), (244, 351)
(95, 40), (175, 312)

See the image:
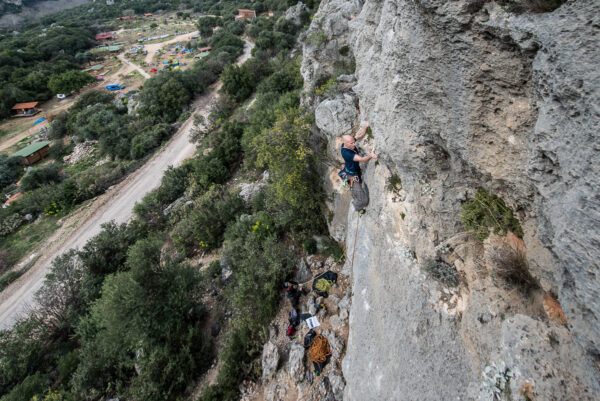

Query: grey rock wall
(302, 0), (600, 399)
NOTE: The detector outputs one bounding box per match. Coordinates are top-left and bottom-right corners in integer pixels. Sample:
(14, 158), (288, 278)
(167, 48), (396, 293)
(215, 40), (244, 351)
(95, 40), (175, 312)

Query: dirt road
(117, 52), (151, 79)
(143, 31), (199, 65)
(0, 40), (254, 329)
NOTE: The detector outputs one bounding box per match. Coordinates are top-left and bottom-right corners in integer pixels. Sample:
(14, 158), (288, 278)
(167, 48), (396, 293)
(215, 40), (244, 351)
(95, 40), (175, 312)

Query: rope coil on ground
(308, 334), (332, 363)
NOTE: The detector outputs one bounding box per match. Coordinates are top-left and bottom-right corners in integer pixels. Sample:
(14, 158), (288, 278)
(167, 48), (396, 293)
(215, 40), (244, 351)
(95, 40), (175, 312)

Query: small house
(11, 102), (39, 117)
(95, 32), (114, 42)
(4, 193), (23, 207)
(235, 9), (256, 21)
(12, 141), (51, 166)
(144, 13), (153, 17)
(198, 46), (212, 53)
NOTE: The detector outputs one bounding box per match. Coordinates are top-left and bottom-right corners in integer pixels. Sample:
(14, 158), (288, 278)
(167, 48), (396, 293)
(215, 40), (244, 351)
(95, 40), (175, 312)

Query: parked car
(106, 83), (126, 91)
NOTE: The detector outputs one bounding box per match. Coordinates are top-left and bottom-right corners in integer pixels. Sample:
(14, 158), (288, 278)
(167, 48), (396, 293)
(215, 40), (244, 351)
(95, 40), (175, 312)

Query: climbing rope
(350, 213), (360, 271)
(308, 334), (332, 363)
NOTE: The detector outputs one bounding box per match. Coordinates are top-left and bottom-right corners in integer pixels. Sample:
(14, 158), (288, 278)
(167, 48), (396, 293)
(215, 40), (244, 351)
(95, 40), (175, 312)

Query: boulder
(322, 329), (344, 360)
(294, 258), (313, 283)
(329, 372), (346, 401)
(285, 2), (309, 25)
(288, 342), (306, 382)
(262, 342), (279, 382)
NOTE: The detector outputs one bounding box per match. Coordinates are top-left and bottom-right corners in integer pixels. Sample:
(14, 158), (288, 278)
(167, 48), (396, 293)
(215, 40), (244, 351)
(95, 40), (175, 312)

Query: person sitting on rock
(284, 281), (304, 307)
(340, 122), (379, 214)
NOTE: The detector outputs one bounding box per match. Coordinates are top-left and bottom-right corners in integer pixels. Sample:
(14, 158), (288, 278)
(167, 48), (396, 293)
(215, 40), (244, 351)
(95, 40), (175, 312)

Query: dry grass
(488, 245), (538, 289)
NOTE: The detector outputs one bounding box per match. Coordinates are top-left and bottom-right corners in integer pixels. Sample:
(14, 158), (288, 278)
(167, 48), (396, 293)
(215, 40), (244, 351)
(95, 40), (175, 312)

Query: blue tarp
(163, 61), (169, 64)
(33, 117), (46, 125)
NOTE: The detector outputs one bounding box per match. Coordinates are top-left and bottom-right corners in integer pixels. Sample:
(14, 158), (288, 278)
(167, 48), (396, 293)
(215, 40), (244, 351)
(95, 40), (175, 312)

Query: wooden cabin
(235, 9), (256, 21)
(12, 141), (51, 166)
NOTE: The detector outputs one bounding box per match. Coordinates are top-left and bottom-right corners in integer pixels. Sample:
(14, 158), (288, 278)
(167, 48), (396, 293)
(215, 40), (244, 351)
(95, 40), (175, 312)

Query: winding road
(0, 39), (254, 330)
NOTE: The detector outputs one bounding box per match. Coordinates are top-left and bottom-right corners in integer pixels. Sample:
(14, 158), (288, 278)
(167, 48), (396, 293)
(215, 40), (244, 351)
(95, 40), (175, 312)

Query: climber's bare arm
(354, 122), (369, 141)
(353, 152), (378, 162)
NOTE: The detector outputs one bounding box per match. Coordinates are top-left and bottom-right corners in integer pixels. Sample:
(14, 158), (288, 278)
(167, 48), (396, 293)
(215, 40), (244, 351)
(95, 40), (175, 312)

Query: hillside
(0, 0), (92, 29)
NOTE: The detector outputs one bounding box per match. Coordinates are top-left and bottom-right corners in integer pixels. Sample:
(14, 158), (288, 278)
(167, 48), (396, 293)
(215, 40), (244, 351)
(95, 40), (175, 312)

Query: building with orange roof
(4, 192), (23, 206)
(235, 9), (256, 21)
(11, 102), (39, 117)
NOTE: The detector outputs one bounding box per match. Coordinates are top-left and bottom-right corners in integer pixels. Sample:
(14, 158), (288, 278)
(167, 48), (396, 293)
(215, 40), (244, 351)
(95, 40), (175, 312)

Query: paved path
(0, 40), (254, 329)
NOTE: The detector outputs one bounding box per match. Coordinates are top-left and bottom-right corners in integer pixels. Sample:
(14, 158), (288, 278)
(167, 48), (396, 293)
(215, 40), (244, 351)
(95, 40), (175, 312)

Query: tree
(0, 155), (21, 192)
(48, 70), (95, 95)
(139, 73), (194, 123)
(252, 108), (313, 208)
(20, 163), (63, 191)
(74, 51), (92, 66)
(221, 64), (255, 102)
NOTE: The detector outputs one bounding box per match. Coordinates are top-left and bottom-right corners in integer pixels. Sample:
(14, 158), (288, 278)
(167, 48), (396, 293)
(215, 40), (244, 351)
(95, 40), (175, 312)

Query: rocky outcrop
(302, 0), (600, 399)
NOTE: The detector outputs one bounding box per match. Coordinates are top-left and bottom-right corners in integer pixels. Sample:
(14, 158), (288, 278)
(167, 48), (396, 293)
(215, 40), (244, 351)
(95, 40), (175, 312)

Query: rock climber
(340, 122), (379, 213)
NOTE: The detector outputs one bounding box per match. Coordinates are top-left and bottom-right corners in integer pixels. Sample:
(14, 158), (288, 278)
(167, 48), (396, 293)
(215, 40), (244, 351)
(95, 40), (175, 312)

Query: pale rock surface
(284, 2), (308, 25)
(302, 0), (600, 399)
(261, 342), (279, 382)
(288, 342), (306, 382)
(294, 258), (312, 283)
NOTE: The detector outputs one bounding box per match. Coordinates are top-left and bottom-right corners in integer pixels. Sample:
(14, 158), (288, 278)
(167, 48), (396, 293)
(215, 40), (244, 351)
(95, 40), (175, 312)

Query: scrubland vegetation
(0, 1), (326, 400)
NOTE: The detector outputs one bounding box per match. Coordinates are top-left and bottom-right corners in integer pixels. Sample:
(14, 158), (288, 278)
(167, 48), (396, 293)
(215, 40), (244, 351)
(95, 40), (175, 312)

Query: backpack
(288, 309), (299, 327)
(286, 325), (296, 337)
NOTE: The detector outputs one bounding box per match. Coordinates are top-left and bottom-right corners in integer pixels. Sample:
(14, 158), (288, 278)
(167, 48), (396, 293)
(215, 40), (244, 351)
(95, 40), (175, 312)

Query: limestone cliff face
(301, 0), (600, 399)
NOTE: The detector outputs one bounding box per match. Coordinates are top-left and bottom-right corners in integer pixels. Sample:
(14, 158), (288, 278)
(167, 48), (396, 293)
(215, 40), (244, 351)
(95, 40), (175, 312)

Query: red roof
(5, 193), (22, 205)
(238, 9), (254, 12)
(95, 32), (114, 40)
(144, 13), (153, 16)
(198, 46), (212, 52)
(12, 102), (38, 110)
(149, 68), (157, 72)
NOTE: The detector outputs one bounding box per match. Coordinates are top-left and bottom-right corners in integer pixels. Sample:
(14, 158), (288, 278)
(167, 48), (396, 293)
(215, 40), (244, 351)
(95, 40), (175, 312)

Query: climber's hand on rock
(371, 152), (379, 159)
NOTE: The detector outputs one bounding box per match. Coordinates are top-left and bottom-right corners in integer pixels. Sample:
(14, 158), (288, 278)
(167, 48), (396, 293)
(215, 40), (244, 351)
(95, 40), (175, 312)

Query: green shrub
(321, 240), (344, 262)
(302, 238), (318, 255)
(0, 316), (48, 395)
(0, 270), (23, 293)
(57, 350), (79, 384)
(0, 155), (21, 193)
(387, 173), (402, 192)
(48, 112), (68, 139)
(338, 45), (350, 56)
(221, 64), (255, 102)
(171, 187), (245, 256)
(0, 372), (47, 401)
(20, 163), (63, 192)
(0, 214), (23, 238)
(314, 77), (337, 96)
(0, 249), (16, 275)
(129, 123), (172, 159)
(460, 189), (523, 241)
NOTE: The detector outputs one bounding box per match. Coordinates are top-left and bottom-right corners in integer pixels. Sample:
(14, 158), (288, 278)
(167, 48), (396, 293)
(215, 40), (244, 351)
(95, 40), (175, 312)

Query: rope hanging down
(350, 214), (360, 271)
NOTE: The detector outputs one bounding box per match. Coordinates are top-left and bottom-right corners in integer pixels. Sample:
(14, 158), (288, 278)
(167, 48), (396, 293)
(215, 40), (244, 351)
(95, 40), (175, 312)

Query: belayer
(339, 122), (379, 213)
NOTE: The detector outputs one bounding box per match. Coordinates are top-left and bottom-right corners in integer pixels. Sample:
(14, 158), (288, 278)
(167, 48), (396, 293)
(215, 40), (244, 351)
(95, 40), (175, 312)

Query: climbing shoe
(358, 208), (366, 216)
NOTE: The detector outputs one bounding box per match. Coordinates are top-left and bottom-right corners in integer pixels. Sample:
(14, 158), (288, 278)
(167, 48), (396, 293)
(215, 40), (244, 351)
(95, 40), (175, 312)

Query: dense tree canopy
(47, 70), (95, 95)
